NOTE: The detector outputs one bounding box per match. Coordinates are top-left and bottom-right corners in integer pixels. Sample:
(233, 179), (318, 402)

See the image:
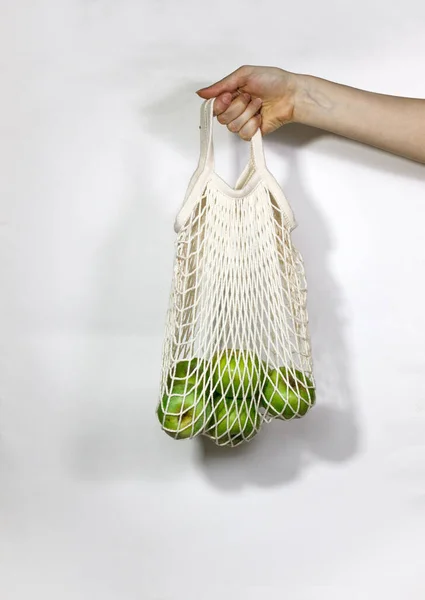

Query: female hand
(196, 65), (301, 140)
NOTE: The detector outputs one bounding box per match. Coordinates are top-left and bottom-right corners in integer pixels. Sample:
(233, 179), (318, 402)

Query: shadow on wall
(198, 124), (361, 490)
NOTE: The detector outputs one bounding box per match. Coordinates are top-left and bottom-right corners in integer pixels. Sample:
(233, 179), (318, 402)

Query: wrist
(292, 74), (314, 124)
(292, 74), (331, 126)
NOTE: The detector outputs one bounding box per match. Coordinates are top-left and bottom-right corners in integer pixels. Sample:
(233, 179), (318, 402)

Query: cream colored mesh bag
(156, 98), (315, 447)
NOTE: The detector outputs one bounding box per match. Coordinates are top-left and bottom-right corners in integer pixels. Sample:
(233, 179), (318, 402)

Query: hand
(196, 65), (300, 140)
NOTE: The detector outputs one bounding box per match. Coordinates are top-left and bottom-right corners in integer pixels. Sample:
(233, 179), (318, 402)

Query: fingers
(196, 65), (250, 99)
(239, 114), (262, 141)
(216, 92), (252, 124)
(213, 93), (262, 141)
(212, 92), (234, 116)
(227, 97), (262, 135)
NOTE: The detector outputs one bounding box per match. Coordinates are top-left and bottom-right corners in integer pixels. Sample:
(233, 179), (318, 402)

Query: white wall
(1, 1), (425, 598)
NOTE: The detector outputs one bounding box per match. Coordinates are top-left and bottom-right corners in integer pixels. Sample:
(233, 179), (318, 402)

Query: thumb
(196, 66), (249, 98)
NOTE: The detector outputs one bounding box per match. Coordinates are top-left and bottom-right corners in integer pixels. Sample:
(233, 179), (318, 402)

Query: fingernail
(222, 92), (232, 104)
(243, 92), (251, 101)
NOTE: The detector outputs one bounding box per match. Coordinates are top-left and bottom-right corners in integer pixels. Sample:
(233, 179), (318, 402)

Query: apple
(157, 379), (212, 439)
(206, 396), (261, 444)
(262, 367), (315, 419)
(211, 349), (262, 399)
(174, 358), (203, 379)
(167, 358), (210, 395)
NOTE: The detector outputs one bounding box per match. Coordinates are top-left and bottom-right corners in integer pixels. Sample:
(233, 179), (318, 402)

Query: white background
(1, 1), (425, 598)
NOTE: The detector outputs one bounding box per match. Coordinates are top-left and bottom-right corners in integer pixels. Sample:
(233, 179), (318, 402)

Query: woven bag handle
(199, 98), (266, 174)
(174, 98), (296, 232)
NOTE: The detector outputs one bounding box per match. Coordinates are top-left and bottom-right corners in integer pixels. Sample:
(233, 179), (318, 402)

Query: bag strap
(174, 98), (297, 232)
(199, 98), (267, 175)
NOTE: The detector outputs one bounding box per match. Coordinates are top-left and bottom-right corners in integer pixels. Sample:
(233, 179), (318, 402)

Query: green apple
(262, 367), (316, 419)
(206, 397), (261, 444)
(167, 358), (203, 382)
(157, 379), (212, 439)
(167, 358), (210, 393)
(174, 358), (203, 379)
(211, 349), (262, 399)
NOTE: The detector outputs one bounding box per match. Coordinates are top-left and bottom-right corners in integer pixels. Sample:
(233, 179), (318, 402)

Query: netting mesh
(157, 179), (315, 447)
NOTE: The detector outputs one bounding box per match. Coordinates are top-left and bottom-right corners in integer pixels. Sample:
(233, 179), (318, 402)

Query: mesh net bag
(156, 98), (315, 447)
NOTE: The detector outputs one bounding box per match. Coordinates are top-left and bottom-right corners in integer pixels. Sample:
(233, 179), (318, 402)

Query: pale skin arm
(196, 65), (425, 164)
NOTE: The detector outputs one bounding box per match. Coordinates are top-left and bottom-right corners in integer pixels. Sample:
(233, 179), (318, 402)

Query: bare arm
(196, 66), (425, 164)
(296, 75), (425, 163)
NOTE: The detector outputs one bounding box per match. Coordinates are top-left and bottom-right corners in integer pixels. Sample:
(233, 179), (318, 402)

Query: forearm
(294, 74), (425, 164)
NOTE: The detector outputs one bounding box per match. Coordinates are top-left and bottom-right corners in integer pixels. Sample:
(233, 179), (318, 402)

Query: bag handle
(174, 98), (297, 232)
(198, 98), (266, 175)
